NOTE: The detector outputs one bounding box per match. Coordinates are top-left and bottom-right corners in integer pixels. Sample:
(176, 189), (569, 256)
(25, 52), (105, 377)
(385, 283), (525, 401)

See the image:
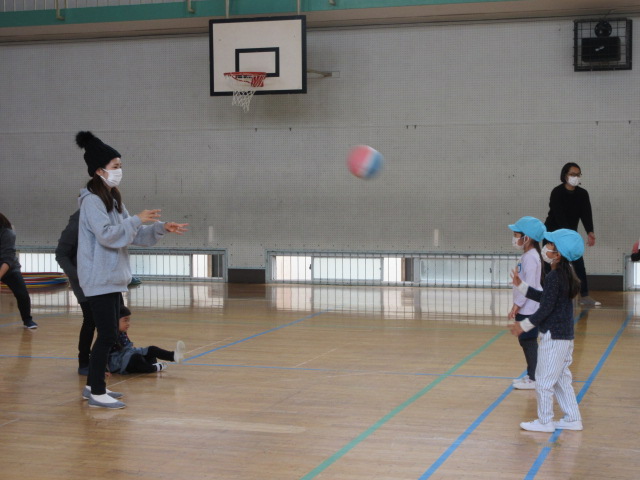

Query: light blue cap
(544, 229), (585, 261)
(508, 216), (546, 242)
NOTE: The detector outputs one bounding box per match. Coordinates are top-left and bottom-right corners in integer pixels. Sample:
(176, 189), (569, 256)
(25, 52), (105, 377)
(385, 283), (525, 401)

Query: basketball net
(224, 72), (267, 112)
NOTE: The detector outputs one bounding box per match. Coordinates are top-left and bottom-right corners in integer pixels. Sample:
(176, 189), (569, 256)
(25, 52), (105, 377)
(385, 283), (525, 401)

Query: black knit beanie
(75, 131), (122, 177)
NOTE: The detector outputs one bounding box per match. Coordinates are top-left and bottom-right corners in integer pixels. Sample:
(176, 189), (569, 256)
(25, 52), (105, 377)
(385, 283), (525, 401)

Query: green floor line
(300, 329), (507, 479)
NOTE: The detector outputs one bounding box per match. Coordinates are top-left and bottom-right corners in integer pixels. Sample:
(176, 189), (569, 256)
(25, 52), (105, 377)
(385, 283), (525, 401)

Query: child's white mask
(541, 245), (556, 264)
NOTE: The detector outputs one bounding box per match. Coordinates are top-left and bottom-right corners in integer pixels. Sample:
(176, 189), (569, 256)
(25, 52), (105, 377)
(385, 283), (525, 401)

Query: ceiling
(1, 0), (640, 43)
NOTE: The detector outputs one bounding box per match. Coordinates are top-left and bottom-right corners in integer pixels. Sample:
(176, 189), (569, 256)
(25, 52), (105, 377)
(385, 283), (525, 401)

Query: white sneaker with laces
(512, 375), (529, 385)
(520, 419), (555, 432)
(513, 378), (536, 390)
(554, 418), (583, 431)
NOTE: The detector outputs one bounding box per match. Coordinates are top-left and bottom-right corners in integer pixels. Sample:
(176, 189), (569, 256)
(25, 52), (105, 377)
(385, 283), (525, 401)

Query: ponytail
(556, 257), (581, 299)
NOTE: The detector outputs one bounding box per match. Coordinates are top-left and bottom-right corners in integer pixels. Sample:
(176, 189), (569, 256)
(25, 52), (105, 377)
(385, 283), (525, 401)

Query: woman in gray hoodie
(75, 131), (188, 409)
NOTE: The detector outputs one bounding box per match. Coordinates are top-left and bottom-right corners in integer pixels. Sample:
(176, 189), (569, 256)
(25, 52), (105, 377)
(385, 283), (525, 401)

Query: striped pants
(535, 331), (582, 424)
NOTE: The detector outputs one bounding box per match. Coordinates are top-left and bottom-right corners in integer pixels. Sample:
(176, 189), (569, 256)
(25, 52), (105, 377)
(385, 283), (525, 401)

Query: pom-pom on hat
(508, 216), (546, 242)
(75, 131), (121, 177)
(544, 229), (585, 262)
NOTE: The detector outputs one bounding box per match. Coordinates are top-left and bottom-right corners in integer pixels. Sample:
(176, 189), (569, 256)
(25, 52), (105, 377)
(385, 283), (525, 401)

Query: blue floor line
(186, 310), (330, 361)
(0, 311), (68, 327)
(419, 384), (516, 479)
(416, 309), (590, 479)
(523, 312), (631, 480)
(0, 353), (590, 384)
(0, 322), (23, 328)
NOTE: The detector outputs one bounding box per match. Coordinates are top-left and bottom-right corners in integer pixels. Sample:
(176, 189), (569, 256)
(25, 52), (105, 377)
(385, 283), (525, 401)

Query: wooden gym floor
(0, 283), (639, 480)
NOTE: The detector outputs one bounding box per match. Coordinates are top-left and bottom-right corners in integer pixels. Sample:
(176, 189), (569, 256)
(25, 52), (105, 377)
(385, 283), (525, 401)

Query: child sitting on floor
(109, 306), (185, 374)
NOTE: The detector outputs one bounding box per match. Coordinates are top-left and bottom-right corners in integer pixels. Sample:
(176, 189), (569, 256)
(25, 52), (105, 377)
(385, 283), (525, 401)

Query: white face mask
(512, 236), (524, 250)
(567, 175), (580, 187)
(100, 168), (122, 188)
(541, 245), (556, 264)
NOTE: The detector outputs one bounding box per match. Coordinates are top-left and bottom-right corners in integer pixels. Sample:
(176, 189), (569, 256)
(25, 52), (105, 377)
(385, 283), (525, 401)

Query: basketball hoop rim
(223, 71), (267, 77)
(224, 71), (267, 87)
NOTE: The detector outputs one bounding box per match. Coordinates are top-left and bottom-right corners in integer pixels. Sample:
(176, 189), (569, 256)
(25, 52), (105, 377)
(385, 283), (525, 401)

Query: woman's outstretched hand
(164, 222), (189, 235)
(137, 209), (162, 223)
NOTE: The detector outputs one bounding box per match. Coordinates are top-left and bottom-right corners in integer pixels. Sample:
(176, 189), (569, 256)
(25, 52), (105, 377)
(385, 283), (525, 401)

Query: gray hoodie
(77, 188), (165, 297)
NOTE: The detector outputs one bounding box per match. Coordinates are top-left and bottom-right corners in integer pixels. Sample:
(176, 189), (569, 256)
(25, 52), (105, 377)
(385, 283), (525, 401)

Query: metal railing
(16, 245), (227, 282)
(267, 251), (520, 287)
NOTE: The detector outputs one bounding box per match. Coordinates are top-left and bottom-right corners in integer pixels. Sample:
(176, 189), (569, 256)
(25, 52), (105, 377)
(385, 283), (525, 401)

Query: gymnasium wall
(0, 17), (637, 277)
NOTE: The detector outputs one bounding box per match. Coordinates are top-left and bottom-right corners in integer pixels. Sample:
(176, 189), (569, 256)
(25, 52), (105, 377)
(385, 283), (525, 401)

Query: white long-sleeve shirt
(512, 248), (542, 316)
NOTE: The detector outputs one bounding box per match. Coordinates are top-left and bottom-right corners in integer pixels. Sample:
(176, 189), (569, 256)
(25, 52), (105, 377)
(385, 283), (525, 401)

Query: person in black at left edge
(0, 212), (37, 329)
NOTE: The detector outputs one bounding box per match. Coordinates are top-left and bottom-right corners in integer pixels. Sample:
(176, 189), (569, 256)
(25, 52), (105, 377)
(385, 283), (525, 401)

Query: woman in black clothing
(544, 162), (600, 307)
(0, 213), (37, 329)
(56, 209), (95, 375)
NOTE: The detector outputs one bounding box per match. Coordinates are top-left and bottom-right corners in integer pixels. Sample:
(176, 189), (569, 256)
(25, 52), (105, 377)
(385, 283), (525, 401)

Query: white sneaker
(88, 393), (126, 409)
(154, 361), (168, 372)
(174, 340), (185, 364)
(82, 386), (124, 400)
(512, 375), (529, 385)
(579, 296), (601, 307)
(513, 379), (536, 390)
(520, 419), (555, 432)
(554, 418), (583, 431)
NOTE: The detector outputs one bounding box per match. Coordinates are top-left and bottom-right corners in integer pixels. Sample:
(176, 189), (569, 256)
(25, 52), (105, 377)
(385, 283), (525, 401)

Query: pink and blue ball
(347, 145), (383, 179)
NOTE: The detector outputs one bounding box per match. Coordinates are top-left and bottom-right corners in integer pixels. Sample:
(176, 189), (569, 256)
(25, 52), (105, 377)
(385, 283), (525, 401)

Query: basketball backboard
(209, 16), (307, 96)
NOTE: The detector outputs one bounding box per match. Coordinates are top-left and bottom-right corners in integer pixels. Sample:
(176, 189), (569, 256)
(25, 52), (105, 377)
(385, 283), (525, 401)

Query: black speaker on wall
(574, 18), (632, 71)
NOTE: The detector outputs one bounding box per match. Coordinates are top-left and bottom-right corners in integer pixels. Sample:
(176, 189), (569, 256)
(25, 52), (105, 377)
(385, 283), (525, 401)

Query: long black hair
(560, 162), (581, 184)
(86, 175), (123, 214)
(555, 256), (581, 299)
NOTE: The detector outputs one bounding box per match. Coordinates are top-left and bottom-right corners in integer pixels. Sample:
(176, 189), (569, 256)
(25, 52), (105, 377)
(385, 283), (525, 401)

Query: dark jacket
(55, 210), (86, 303)
(109, 331), (148, 374)
(524, 269), (574, 340)
(545, 184), (594, 233)
(0, 227), (20, 274)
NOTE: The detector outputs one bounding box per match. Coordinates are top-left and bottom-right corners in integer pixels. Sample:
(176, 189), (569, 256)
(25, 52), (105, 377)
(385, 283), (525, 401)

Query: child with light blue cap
(507, 216), (545, 390)
(509, 228), (583, 433)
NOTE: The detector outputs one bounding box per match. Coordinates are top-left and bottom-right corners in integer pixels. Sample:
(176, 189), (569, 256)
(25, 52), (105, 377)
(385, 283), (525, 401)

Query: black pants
(1, 268), (32, 324)
(572, 256), (589, 297)
(87, 293), (121, 396)
(126, 346), (174, 373)
(78, 301), (95, 367)
(518, 337), (538, 381)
